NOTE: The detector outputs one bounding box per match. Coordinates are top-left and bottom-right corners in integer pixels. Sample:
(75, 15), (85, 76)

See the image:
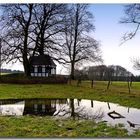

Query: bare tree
(132, 58), (140, 70)
(120, 4), (140, 70)
(0, 4), (67, 76)
(31, 4), (67, 56)
(120, 4), (140, 43)
(0, 4), (33, 76)
(57, 4), (102, 80)
(0, 4), (102, 78)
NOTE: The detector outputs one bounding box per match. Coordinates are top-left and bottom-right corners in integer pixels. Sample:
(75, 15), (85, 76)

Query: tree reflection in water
(107, 102), (111, 110)
(91, 100), (94, 108)
(1, 98), (140, 131)
(54, 99), (104, 121)
(77, 99), (81, 106)
(128, 107), (130, 113)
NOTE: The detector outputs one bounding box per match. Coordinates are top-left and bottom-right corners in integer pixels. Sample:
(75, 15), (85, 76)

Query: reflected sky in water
(0, 98), (140, 132)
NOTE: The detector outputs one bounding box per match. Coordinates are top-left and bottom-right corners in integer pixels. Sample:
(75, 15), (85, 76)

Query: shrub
(0, 74), (68, 84)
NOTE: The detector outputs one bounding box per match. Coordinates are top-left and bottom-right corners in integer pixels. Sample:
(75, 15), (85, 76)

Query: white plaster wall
(42, 67), (45, 72)
(34, 67), (38, 73)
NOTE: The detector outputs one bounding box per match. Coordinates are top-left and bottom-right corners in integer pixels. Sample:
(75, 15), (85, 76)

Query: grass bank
(0, 79), (140, 137)
(0, 81), (140, 108)
(0, 115), (139, 137)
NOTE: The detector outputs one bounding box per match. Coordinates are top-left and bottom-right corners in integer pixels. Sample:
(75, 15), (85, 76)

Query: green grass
(0, 73), (11, 75)
(0, 115), (137, 137)
(0, 80), (140, 108)
(0, 79), (140, 137)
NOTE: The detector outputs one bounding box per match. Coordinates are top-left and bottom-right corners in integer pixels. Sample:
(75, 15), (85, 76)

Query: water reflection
(107, 102), (111, 110)
(0, 100), (24, 116)
(23, 99), (59, 116)
(91, 100), (94, 108)
(0, 98), (140, 132)
(108, 110), (125, 119)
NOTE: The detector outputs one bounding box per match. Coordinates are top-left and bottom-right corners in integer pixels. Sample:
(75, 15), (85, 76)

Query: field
(0, 80), (140, 108)
(0, 78), (140, 137)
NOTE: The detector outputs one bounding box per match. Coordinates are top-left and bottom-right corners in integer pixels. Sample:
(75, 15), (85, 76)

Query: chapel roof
(29, 55), (56, 66)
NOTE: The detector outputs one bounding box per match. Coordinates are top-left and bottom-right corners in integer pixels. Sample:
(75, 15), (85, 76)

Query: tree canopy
(0, 4), (102, 77)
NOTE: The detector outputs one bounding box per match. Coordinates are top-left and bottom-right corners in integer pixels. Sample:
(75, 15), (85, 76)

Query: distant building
(29, 55), (56, 77)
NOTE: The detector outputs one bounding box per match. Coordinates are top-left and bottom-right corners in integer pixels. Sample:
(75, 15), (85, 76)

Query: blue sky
(88, 4), (140, 75)
(1, 4), (140, 75)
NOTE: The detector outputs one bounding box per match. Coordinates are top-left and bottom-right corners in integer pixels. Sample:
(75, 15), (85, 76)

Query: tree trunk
(23, 35), (30, 77)
(70, 5), (79, 80)
(38, 46), (44, 55)
(23, 4), (33, 77)
(39, 30), (45, 55)
(23, 55), (30, 77)
(70, 99), (75, 120)
(70, 62), (75, 80)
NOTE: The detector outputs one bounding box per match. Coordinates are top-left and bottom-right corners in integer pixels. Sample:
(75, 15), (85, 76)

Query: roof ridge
(29, 55), (56, 66)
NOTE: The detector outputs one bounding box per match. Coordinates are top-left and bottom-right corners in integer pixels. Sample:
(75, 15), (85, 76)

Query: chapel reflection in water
(23, 98), (67, 116)
(0, 98), (139, 131)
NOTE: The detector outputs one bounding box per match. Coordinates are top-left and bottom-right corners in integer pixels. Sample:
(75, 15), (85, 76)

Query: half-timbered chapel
(29, 55), (56, 77)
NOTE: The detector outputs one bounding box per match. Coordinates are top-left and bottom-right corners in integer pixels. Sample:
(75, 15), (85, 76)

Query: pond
(0, 98), (140, 132)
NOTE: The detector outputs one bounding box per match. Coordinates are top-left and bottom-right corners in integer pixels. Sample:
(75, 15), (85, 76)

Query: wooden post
(127, 76), (131, 94)
(128, 80), (131, 94)
(107, 79), (111, 90)
(91, 80), (93, 88)
(130, 75), (133, 88)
